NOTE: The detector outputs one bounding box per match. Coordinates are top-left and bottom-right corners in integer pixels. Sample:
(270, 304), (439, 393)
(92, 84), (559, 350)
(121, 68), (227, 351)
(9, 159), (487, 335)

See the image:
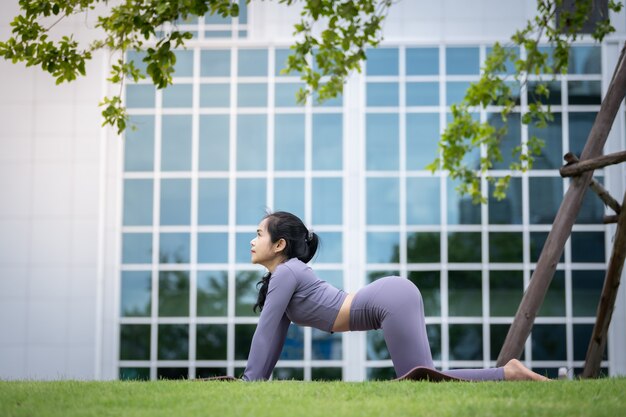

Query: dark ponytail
(253, 211), (319, 313)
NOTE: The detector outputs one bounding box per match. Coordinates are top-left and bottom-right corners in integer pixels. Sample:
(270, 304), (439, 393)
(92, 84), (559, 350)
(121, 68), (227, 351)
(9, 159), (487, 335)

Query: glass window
(448, 271), (482, 316)
(120, 324), (151, 360)
(489, 270), (523, 316)
(275, 48), (297, 76)
(573, 324), (606, 361)
(447, 178), (481, 225)
(406, 82), (439, 106)
(160, 179), (191, 225)
(367, 330), (390, 360)
(236, 270), (261, 316)
(196, 367), (228, 379)
(157, 324), (189, 359)
(127, 50), (148, 73)
(568, 81), (601, 105)
(236, 232), (253, 263)
(406, 113), (439, 170)
(367, 367), (396, 381)
(235, 324), (256, 360)
(529, 177), (563, 224)
(313, 89), (343, 107)
(238, 49), (268, 76)
(366, 232), (400, 264)
(312, 114), (342, 171)
(368, 270), (399, 284)
(238, 1), (248, 25)
(530, 113), (563, 170)
(568, 46), (601, 74)
(198, 233), (228, 263)
(489, 232), (522, 263)
(125, 115), (154, 172)
(366, 178), (399, 225)
(275, 83), (304, 107)
(578, 178), (605, 224)
(312, 178), (343, 225)
(159, 233), (190, 264)
(198, 179), (229, 225)
(572, 270), (604, 317)
(196, 324), (227, 360)
(320, 270), (343, 289)
(489, 177), (522, 225)
(407, 177), (440, 225)
(123, 179), (153, 226)
(158, 271), (189, 316)
(312, 329), (342, 360)
(274, 178), (305, 219)
(173, 50), (194, 77)
(126, 84), (155, 108)
(366, 114), (399, 171)
(530, 232), (564, 263)
(449, 324), (482, 360)
(487, 113), (521, 170)
(162, 83), (193, 108)
(532, 324), (566, 360)
(273, 368), (304, 380)
(407, 232), (440, 263)
(236, 178), (266, 225)
(205, 10), (231, 24)
(491, 324), (525, 361)
(201, 50), (230, 76)
(315, 232), (343, 263)
(237, 83), (267, 107)
(448, 232), (481, 263)
(406, 47), (439, 75)
(312, 368), (342, 381)
(161, 115), (192, 171)
(365, 48), (398, 75)
(122, 233), (152, 264)
(528, 81), (561, 105)
(157, 367), (188, 380)
(486, 46), (519, 75)
(408, 271), (440, 316)
(446, 47), (479, 75)
(280, 326), (304, 360)
(237, 115), (267, 171)
(535, 270), (565, 317)
(197, 271), (228, 316)
(571, 232), (605, 263)
(199, 115), (229, 171)
(274, 114), (305, 171)
(121, 271), (152, 317)
(366, 82), (399, 107)
(200, 84), (230, 107)
(446, 81), (471, 105)
(119, 367), (150, 380)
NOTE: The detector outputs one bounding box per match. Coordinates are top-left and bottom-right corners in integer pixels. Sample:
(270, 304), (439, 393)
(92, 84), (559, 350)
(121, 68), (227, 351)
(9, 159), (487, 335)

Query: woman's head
(250, 211), (319, 268)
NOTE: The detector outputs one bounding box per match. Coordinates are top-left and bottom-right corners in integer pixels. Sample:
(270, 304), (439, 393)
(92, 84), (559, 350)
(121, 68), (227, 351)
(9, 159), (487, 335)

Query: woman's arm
(242, 268), (297, 381)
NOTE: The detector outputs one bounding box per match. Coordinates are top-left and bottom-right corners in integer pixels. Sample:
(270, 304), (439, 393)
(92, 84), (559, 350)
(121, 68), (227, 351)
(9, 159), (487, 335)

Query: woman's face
(250, 218), (281, 266)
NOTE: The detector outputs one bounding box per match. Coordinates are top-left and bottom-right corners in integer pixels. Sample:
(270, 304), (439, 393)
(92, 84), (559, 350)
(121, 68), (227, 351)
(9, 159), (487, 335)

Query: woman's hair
(253, 211), (319, 313)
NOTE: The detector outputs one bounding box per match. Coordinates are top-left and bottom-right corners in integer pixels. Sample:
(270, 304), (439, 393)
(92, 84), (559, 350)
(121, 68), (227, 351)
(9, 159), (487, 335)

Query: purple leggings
(349, 276), (504, 381)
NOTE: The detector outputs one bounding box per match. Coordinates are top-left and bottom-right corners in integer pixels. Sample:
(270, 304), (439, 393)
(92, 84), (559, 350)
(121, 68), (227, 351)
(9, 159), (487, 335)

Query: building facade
(1, 0), (625, 381)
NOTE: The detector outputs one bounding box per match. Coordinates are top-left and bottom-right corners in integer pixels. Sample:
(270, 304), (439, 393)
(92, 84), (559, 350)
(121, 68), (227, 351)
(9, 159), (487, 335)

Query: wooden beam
(604, 215), (619, 224)
(496, 43), (626, 367)
(560, 150), (626, 177)
(590, 178), (622, 215)
(582, 191), (626, 378)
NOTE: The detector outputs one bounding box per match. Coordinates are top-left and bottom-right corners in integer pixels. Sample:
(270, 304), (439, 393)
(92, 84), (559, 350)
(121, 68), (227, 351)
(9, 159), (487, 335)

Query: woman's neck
(266, 256), (287, 273)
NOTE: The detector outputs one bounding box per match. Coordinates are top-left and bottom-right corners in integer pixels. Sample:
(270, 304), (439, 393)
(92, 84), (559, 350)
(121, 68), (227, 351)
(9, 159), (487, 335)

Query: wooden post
(496, 43), (626, 367)
(560, 150), (626, 177)
(582, 191), (626, 378)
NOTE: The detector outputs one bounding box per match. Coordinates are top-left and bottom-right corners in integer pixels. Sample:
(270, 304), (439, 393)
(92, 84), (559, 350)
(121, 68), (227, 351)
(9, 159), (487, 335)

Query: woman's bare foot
(503, 359), (551, 381)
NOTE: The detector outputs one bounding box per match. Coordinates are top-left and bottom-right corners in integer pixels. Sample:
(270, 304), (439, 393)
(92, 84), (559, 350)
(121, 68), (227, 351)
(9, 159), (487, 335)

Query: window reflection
(123, 179), (153, 226)
(366, 232), (400, 264)
(119, 367), (150, 380)
(530, 232), (565, 263)
(312, 329), (342, 360)
(366, 114), (399, 171)
(158, 271), (189, 317)
(312, 177), (343, 225)
(448, 271), (482, 317)
(447, 178), (481, 225)
(126, 84), (155, 108)
(449, 324), (482, 360)
(315, 232), (343, 263)
(158, 324), (189, 360)
(487, 113), (521, 170)
(406, 113), (439, 170)
(406, 47), (438, 75)
(124, 115), (154, 172)
(200, 84), (230, 107)
(162, 84), (193, 108)
(236, 178), (266, 225)
(446, 47), (479, 75)
(197, 324), (227, 360)
(275, 178), (305, 219)
(197, 271), (228, 316)
(530, 113), (562, 170)
(491, 324), (525, 361)
(238, 49), (268, 76)
(489, 271), (523, 317)
(122, 233), (152, 264)
(489, 177), (522, 225)
(532, 324), (566, 360)
(275, 114), (305, 170)
(199, 115), (229, 171)
(198, 233), (228, 263)
(569, 112), (596, 157)
(489, 232), (523, 263)
(275, 83), (304, 107)
(367, 330), (389, 360)
(406, 82), (439, 106)
(198, 179), (229, 225)
(160, 179), (191, 225)
(571, 232), (605, 262)
(528, 81), (561, 105)
(446, 81), (472, 105)
(120, 324), (151, 360)
(237, 83), (267, 107)
(159, 233), (190, 264)
(448, 232), (481, 263)
(366, 82), (399, 107)
(273, 368), (304, 380)
(529, 177), (563, 224)
(312, 368), (342, 381)
(408, 271), (440, 316)
(236, 270), (262, 316)
(568, 46), (601, 74)
(572, 270), (604, 317)
(280, 326), (304, 360)
(121, 271), (152, 317)
(407, 232), (440, 263)
(237, 115), (267, 171)
(312, 114), (342, 170)
(172, 50), (194, 77)
(534, 270), (565, 317)
(235, 324), (256, 360)
(366, 178), (399, 224)
(406, 178), (440, 225)
(568, 81), (601, 105)
(365, 48), (398, 75)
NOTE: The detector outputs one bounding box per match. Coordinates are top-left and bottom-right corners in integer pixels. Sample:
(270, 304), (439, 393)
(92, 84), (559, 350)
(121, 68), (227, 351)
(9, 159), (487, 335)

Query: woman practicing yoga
(242, 211), (549, 382)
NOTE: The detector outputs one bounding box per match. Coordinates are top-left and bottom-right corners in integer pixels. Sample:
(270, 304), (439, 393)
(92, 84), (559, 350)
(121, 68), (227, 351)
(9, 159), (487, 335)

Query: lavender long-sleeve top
(242, 258), (348, 381)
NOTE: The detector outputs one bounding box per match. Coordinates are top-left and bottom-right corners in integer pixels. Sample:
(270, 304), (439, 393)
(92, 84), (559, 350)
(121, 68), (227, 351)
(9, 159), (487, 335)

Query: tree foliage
(0, 0), (623, 201)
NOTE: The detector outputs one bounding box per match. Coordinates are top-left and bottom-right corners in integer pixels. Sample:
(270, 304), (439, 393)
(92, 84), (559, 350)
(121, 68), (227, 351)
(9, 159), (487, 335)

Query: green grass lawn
(1, 379), (625, 417)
